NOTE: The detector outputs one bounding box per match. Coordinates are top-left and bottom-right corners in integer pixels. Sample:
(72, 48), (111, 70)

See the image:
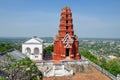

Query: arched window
(25, 47), (31, 54)
(34, 48), (39, 54)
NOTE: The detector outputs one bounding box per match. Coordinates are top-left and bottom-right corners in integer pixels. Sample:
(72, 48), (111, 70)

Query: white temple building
(22, 36), (43, 61)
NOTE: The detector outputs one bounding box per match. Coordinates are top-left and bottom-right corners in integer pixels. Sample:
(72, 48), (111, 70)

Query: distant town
(0, 37), (120, 59)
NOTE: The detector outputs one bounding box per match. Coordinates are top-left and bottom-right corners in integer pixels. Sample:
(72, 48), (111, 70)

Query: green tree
(80, 51), (98, 64)
(0, 55), (43, 80)
(98, 57), (107, 68)
(105, 59), (120, 76)
(44, 45), (53, 53)
(0, 43), (13, 53)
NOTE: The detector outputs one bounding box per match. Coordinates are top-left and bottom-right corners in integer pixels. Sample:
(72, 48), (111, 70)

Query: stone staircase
(44, 64), (73, 77)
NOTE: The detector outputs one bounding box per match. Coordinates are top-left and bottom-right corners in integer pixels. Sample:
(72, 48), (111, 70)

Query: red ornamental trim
(70, 55), (74, 56)
(61, 54), (65, 57)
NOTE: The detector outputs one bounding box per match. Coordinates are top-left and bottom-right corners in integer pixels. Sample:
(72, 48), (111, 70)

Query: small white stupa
(22, 36), (43, 61)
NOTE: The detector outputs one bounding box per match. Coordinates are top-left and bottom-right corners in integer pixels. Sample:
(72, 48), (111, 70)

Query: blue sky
(0, 0), (120, 38)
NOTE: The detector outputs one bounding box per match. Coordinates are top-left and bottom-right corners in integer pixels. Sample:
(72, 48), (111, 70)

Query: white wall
(22, 44), (43, 54)
(30, 54), (42, 60)
(22, 43), (43, 60)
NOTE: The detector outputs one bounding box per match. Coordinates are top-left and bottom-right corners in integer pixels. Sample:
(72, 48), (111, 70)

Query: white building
(22, 36), (43, 61)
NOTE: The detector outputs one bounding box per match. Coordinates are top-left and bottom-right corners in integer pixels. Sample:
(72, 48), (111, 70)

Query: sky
(0, 0), (120, 38)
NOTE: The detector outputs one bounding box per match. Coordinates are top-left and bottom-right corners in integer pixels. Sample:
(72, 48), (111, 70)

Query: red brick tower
(53, 6), (80, 60)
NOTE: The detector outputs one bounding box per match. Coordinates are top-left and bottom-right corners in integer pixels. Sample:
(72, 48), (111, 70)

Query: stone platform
(35, 60), (91, 77)
(43, 65), (111, 80)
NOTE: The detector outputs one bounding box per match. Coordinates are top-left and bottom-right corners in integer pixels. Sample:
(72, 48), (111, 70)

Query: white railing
(44, 67), (53, 77)
(81, 55), (117, 80)
(43, 64), (73, 77)
(117, 74), (120, 80)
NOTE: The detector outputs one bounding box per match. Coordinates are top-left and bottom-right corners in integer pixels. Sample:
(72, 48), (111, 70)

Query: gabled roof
(24, 37), (43, 44)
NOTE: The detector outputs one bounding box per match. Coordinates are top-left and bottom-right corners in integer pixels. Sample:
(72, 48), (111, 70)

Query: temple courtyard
(43, 65), (110, 80)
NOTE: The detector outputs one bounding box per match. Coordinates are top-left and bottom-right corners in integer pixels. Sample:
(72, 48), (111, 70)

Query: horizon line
(0, 36), (120, 39)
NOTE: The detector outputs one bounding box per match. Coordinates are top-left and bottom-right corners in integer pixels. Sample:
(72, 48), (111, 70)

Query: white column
(62, 65), (65, 76)
(53, 65), (55, 76)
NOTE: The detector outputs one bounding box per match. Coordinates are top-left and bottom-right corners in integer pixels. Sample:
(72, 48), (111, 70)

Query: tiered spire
(53, 6), (80, 60)
(59, 6), (74, 38)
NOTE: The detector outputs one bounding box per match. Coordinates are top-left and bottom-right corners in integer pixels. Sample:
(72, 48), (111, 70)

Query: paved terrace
(43, 65), (111, 80)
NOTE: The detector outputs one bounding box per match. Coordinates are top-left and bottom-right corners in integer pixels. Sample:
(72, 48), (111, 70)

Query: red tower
(53, 6), (80, 60)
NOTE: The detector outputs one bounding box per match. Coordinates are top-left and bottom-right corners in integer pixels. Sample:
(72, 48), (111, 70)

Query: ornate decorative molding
(62, 34), (74, 48)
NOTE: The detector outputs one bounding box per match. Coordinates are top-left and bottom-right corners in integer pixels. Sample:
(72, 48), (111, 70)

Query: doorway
(66, 48), (69, 57)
